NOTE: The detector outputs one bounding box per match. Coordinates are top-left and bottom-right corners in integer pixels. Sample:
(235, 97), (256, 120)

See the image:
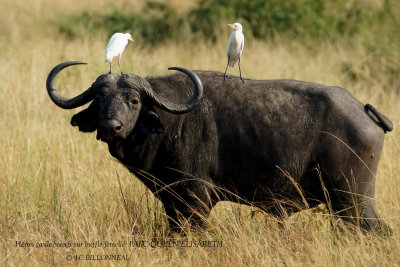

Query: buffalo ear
(70, 103), (98, 133)
(140, 108), (165, 135)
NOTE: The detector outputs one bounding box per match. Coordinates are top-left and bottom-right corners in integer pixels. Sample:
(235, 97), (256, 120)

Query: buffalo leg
(160, 185), (216, 232)
(163, 204), (207, 233)
(319, 123), (391, 235)
(329, 189), (391, 235)
(324, 166), (391, 234)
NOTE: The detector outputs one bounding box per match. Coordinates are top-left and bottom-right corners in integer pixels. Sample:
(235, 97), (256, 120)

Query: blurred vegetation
(59, 0), (400, 44)
(59, 2), (183, 46)
(58, 0), (400, 90)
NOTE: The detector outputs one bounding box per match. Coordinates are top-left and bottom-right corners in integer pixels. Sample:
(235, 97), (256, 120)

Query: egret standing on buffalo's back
(224, 22), (245, 83)
(105, 32), (134, 74)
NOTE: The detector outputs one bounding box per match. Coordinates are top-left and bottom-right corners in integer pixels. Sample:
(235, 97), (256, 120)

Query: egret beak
(226, 24), (234, 28)
(129, 37), (134, 42)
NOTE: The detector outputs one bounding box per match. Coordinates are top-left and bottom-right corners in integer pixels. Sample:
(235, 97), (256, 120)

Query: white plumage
(105, 32), (134, 74)
(224, 23), (245, 83)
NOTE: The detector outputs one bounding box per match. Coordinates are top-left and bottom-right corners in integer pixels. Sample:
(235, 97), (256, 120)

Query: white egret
(105, 32), (134, 74)
(224, 22), (245, 83)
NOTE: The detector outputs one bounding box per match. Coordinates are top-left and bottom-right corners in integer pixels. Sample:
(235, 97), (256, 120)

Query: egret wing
(105, 33), (127, 62)
(239, 33), (244, 57)
(226, 32), (234, 57)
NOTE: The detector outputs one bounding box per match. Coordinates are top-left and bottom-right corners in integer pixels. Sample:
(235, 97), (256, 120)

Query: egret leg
(238, 57), (244, 83)
(109, 62), (112, 74)
(118, 55), (123, 75)
(223, 56), (230, 81)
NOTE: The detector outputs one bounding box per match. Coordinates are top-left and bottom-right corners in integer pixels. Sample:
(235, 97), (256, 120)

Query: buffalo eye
(131, 99), (139, 105)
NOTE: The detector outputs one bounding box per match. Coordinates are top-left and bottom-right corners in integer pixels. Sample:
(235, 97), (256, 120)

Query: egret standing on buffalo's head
(224, 22), (245, 83)
(105, 32), (134, 74)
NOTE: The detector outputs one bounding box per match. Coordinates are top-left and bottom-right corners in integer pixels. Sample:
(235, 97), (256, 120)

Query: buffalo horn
(46, 61), (95, 109)
(143, 67), (204, 114)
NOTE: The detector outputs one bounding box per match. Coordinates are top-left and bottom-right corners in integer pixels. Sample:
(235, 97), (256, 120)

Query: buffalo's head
(46, 61), (203, 143)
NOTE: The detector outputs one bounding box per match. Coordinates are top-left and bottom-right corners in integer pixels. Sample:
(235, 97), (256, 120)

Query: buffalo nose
(99, 119), (123, 138)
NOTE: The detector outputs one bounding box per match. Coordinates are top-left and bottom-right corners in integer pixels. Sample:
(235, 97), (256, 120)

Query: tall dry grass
(1, 0), (400, 266)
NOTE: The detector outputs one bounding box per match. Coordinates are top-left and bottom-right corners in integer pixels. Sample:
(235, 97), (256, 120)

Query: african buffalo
(47, 61), (393, 234)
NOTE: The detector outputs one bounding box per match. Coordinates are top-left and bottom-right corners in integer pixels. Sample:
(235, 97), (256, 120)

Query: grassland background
(1, 0), (400, 266)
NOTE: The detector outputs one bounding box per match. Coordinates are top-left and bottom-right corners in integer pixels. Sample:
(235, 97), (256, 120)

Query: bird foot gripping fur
(218, 73), (245, 83)
(222, 73), (231, 80)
